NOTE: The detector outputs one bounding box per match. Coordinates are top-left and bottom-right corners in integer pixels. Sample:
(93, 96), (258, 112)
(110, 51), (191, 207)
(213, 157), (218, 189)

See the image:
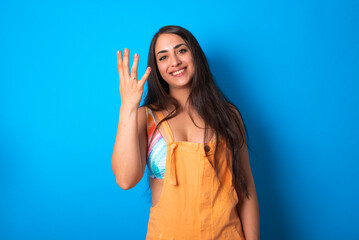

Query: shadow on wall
(208, 50), (292, 239)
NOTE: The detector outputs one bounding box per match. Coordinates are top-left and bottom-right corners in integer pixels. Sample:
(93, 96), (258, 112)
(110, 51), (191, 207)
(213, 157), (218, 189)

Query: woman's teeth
(172, 69), (185, 76)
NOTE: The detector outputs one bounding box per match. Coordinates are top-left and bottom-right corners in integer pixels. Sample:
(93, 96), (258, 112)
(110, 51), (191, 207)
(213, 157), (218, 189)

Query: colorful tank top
(145, 106), (166, 179)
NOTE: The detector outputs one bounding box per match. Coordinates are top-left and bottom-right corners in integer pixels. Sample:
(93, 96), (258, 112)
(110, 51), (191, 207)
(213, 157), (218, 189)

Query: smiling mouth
(171, 67), (186, 76)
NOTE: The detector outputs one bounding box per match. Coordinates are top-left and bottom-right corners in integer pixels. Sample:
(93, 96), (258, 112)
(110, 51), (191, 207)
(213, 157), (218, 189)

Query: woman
(112, 26), (260, 239)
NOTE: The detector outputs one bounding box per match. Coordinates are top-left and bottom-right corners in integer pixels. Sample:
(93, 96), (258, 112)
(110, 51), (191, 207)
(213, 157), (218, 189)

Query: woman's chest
(165, 112), (214, 143)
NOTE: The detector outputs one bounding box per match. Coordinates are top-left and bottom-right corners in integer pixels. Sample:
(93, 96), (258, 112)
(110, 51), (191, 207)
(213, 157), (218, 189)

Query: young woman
(112, 26), (260, 240)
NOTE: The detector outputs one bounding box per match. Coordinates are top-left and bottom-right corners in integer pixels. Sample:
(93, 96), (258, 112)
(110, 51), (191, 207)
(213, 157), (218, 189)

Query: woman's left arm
(236, 141), (260, 240)
(231, 105), (260, 240)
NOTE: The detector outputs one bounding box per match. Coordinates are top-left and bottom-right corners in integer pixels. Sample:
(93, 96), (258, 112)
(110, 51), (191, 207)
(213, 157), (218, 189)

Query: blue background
(1, 0), (358, 239)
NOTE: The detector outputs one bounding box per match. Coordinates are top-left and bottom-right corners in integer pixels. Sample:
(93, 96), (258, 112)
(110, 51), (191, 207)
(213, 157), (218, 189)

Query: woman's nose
(170, 54), (181, 67)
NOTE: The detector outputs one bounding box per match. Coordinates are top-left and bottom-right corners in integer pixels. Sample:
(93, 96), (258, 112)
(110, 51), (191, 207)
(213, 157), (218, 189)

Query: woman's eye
(159, 56), (166, 61)
(179, 49), (187, 54)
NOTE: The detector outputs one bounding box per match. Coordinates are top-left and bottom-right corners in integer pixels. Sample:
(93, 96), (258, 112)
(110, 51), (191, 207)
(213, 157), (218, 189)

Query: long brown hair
(143, 25), (250, 200)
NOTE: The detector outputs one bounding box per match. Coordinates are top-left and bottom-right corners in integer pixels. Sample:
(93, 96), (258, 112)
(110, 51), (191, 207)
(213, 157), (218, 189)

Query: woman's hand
(112, 48), (150, 189)
(117, 48), (151, 109)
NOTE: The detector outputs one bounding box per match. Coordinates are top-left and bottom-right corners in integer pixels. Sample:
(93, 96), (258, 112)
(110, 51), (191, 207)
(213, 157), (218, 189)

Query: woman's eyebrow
(156, 43), (186, 56)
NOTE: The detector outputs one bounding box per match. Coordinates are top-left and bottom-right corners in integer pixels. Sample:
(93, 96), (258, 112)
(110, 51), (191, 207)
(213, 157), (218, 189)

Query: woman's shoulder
(139, 104), (157, 112)
(226, 103), (244, 125)
(138, 104), (157, 127)
(138, 105), (147, 115)
(137, 106), (150, 133)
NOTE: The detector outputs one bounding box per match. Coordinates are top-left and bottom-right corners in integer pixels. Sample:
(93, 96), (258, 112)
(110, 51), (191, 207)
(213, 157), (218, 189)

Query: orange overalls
(146, 109), (245, 240)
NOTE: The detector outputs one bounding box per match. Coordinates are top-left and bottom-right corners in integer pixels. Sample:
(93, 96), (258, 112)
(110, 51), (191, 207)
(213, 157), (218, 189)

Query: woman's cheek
(158, 66), (168, 81)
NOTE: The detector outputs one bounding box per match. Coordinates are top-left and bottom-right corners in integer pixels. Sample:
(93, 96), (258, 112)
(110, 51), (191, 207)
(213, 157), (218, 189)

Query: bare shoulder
(137, 105), (147, 130)
(227, 103), (244, 126)
(138, 106), (148, 174)
(227, 103), (247, 144)
(138, 105), (147, 116)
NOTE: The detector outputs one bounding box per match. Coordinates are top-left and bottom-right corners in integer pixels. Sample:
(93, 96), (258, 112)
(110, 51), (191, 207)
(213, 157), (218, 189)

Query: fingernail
(124, 48), (128, 53)
(135, 53), (138, 57)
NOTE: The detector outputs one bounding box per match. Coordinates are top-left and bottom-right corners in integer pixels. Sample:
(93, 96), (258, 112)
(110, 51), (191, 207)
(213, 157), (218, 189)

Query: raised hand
(117, 48), (151, 109)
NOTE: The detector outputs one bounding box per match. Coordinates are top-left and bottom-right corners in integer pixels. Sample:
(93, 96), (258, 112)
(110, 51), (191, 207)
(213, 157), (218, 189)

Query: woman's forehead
(155, 34), (187, 53)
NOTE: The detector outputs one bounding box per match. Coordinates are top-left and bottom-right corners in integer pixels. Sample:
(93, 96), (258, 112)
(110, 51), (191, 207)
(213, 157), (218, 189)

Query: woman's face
(155, 33), (195, 90)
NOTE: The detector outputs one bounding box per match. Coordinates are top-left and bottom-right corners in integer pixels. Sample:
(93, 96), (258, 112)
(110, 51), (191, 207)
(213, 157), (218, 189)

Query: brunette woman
(112, 25), (260, 239)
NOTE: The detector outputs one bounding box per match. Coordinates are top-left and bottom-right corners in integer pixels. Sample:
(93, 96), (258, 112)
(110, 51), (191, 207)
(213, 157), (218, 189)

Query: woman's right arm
(111, 48), (151, 190)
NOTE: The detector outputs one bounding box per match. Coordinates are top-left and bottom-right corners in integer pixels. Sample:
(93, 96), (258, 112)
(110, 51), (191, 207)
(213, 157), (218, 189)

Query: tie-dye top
(145, 106), (166, 179)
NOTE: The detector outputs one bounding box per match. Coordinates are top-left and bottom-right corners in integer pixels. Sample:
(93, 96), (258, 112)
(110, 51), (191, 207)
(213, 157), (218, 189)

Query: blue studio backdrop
(1, 0), (358, 239)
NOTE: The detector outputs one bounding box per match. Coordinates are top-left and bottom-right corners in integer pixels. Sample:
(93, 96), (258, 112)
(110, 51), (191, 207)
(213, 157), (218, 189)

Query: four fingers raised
(117, 49), (151, 85)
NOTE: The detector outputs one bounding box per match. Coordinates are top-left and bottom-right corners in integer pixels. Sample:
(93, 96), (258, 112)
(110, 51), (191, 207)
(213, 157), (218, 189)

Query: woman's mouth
(171, 67), (186, 77)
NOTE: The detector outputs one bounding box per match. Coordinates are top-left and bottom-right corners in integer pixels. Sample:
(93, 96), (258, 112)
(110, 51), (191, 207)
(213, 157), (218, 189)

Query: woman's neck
(168, 87), (191, 111)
